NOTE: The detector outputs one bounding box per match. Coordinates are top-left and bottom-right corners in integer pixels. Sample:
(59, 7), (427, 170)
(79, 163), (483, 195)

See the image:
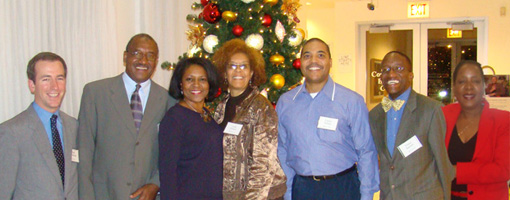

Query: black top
(219, 87), (253, 129)
(159, 104), (223, 200)
(448, 125), (477, 197)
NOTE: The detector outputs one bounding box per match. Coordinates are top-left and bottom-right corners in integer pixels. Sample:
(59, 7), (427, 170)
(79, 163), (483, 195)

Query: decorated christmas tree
(162, 0), (305, 104)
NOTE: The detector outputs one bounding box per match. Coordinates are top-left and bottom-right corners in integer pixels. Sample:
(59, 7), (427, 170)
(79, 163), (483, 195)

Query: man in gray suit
(369, 51), (454, 200)
(78, 33), (175, 200)
(0, 52), (78, 200)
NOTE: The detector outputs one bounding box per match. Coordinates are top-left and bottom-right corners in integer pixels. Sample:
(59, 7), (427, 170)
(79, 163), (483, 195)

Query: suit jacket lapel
(392, 90), (418, 161)
(473, 103), (493, 159)
(110, 75), (138, 138)
(375, 106), (392, 161)
(61, 113), (74, 191)
(138, 82), (164, 139)
(27, 107), (63, 188)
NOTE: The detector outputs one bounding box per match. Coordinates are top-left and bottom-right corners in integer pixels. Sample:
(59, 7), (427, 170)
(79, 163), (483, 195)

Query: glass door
(421, 21), (486, 105)
(357, 19), (487, 108)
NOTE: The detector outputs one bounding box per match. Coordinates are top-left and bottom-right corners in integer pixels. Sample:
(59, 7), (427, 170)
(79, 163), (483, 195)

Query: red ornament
(202, 3), (221, 23)
(262, 14), (272, 27)
(232, 25), (244, 36)
(292, 58), (301, 69)
(200, 0), (210, 6)
(214, 87), (222, 98)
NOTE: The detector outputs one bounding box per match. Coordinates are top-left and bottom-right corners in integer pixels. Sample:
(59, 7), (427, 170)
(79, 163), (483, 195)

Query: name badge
(397, 135), (422, 158)
(72, 149), (79, 163)
(224, 122), (243, 135)
(317, 116), (338, 131)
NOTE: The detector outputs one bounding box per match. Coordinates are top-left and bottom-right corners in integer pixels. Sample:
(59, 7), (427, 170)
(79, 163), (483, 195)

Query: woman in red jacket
(442, 60), (510, 200)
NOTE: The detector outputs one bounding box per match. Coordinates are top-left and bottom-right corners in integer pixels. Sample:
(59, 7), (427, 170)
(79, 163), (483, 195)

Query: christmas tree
(162, 0), (305, 104)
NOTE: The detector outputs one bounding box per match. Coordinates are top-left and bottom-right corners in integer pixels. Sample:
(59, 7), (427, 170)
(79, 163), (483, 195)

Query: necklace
(457, 116), (477, 139)
(183, 100), (211, 122)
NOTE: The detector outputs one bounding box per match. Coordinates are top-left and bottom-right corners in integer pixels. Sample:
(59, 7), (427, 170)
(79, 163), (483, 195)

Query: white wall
(301, 0), (510, 94)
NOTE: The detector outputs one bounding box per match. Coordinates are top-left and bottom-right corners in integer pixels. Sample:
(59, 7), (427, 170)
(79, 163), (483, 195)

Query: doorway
(357, 18), (487, 109)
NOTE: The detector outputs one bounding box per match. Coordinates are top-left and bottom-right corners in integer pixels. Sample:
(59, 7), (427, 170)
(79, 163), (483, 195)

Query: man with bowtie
(369, 51), (454, 200)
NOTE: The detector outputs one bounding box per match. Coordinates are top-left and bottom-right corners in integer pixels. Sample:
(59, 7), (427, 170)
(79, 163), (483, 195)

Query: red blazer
(442, 101), (510, 200)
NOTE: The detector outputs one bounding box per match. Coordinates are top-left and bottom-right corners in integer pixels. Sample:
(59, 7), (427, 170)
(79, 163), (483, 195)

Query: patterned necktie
(130, 84), (143, 132)
(381, 96), (405, 112)
(50, 114), (65, 187)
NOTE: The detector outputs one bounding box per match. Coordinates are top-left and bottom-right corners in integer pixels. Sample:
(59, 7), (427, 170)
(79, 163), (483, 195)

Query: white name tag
(72, 149), (79, 163)
(397, 135), (423, 158)
(224, 122), (243, 135)
(317, 116), (338, 131)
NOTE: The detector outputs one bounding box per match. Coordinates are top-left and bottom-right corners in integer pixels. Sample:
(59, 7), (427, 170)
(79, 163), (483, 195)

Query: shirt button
(127, 182), (131, 186)
(390, 166), (395, 170)
(393, 117), (397, 120)
(135, 142), (140, 146)
(391, 185), (395, 189)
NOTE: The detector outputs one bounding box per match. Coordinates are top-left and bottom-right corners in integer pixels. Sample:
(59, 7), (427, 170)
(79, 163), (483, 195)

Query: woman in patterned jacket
(212, 38), (287, 200)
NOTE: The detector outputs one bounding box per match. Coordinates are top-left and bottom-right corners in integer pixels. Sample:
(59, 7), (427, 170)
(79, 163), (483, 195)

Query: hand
(130, 183), (159, 200)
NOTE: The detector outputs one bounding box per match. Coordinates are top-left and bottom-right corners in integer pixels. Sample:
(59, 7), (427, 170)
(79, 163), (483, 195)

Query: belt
(299, 164), (356, 181)
(451, 191), (468, 198)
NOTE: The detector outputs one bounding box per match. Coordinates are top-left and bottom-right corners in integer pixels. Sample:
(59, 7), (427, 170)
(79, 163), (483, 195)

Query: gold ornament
(270, 74), (285, 89)
(281, 0), (301, 20)
(186, 25), (206, 47)
(222, 11), (237, 22)
(263, 0), (278, 6)
(270, 53), (285, 65)
(297, 28), (306, 39)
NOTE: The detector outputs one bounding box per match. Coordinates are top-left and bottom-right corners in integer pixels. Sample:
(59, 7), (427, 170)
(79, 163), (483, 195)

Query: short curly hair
(212, 38), (266, 90)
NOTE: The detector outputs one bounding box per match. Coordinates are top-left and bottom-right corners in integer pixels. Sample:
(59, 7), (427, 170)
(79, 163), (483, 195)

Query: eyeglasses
(128, 51), (157, 62)
(380, 66), (407, 74)
(227, 63), (250, 71)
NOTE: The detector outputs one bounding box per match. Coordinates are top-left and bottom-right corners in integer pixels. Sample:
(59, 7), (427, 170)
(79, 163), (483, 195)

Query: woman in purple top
(158, 57), (223, 200)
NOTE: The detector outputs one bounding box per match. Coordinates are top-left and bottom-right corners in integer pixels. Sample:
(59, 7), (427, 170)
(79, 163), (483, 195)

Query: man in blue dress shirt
(276, 38), (379, 200)
(369, 51), (453, 200)
(0, 52), (78, 200)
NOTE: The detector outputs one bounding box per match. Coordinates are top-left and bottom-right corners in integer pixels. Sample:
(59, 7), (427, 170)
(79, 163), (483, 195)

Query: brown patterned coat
(214, 87), (287, 200)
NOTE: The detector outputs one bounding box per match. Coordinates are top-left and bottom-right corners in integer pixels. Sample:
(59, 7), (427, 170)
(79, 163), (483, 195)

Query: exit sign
(447, 29), (462, 38)
(408, 2), (430, 18)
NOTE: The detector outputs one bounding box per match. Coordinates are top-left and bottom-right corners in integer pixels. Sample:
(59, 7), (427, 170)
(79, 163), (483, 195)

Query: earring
(181, 90), (183, 95)
(249, 79), (252, 86)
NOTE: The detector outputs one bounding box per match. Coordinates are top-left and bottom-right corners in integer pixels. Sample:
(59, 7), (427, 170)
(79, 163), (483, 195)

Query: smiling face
(181, 64), (210, 106)
(226, 53), (253, 97)
(381, 53), (413, 99)
(28, 60), (66, 113)
(300, 40), (332, 89)
(453, 64), (485, 110)
(123, 36), (159, 83)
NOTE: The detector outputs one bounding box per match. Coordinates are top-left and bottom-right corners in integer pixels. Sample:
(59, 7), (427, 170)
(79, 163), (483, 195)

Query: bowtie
(381, 96), (405, 112)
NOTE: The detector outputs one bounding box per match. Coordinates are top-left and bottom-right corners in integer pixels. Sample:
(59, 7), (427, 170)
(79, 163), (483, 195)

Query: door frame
(356, 17), (488, 102)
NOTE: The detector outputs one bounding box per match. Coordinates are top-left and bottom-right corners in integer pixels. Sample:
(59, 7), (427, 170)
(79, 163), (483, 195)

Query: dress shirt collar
(293, 76), (336, 101)
(32, 101), (60, 121)
(122, 72), (151, 94)
(390, 87), (412, 102)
